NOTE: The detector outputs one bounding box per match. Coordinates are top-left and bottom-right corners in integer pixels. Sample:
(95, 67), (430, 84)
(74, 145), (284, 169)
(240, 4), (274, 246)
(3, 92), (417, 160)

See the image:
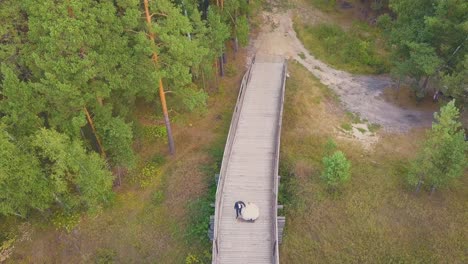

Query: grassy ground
(292, 0), (390, 74)
(293, 19), (389, 74)
(2, 50), (248, 263)
(279, 62), (467, 263)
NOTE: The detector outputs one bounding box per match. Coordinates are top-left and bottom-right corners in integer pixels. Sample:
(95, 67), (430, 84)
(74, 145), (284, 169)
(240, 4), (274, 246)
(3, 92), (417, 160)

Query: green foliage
(177, 85), (209, 112)
(236, 15), (250, 47)
(143, 125), (168, 142)
(0, 0), (254, 221)
(185, 251), (211, 264)
(94, 248), (117, 264)
(324, 138), (337, 155)
(407, 101), (467, 191)
(298, 52), (306, 60)
(0, 0), (27, 66)
(340, 123), (352, 131)
(221, 0), (252, 47)
(370, 0), (389, 11)
(225, 63), (238, 77)
(206, 8), (231, 56)
(442, 55), (468, 106)
(150, 0), (208, 88)
(52, 212), (81, 233)
(151, 190), (165, 206)
(0, 65), (44, 137)
(368, 123), (381, 133)
(322, 151), (351, 188)
(385, 0), (468, 103)
(95, 112), (135, 168)
(134, 163), (161, 188)
(185, 253), (201, 264)
(294, 22), (388, 74)
(308, 0), (337, 12)
(31, 128), (114, 212)
(0, 125), (51, 217)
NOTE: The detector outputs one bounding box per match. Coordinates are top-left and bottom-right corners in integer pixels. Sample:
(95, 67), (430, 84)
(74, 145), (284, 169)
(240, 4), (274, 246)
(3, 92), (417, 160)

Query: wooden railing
(272, 61), (287, 264)
(212, 56), (256, 263)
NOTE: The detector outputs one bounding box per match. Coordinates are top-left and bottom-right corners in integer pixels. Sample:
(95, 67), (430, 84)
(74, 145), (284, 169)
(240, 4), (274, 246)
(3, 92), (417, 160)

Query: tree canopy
(408, 101), (467, 193)
(380, 0), (468, 103)
(0, 0), (244, 217)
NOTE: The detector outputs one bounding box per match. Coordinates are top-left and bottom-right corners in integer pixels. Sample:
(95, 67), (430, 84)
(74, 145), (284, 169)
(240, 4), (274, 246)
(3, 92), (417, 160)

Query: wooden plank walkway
(212, 55), (286, 264)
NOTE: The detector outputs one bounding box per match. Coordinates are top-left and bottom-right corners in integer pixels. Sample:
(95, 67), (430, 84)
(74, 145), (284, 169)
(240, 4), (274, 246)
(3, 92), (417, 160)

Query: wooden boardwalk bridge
(210, 55), (287, 263)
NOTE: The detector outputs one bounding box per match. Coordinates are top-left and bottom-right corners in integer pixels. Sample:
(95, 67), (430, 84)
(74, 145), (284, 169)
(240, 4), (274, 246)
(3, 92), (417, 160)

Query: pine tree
(0, 125), (51, 217)
(0, 65), (44, 138)
(408, 100), (467, 193)
(31, 128), (114, 212)
(22, 0), (140, 163)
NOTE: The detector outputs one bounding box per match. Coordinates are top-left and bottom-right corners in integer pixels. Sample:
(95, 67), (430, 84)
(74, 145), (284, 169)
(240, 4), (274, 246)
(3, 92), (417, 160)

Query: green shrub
(151, 190), (165, 206)
(143, 125), (167, 141)
(298, 52), (306, 60)
(309, 0), (337, 12)
(357, 127), (367, 133)
(321, 151), (351, 188)
(225, 63), (238, 77)
(368, 123), (381, 133)
(324, 138), (337, 155)
(341, 123), (352, 131)
(94, 248), (116, 264)
(52, 212), (81, 233)
(132, 163), (161, 188)
(185, 251), (211, 264)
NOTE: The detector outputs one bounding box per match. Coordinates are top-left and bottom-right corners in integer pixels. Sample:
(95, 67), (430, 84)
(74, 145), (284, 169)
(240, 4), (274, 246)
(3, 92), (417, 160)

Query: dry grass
(279, 62), (467, 263)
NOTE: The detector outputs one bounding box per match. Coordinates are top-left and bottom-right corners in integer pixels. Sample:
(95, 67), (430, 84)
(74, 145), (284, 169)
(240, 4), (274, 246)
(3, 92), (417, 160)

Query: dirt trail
(249, 10), (434, 132)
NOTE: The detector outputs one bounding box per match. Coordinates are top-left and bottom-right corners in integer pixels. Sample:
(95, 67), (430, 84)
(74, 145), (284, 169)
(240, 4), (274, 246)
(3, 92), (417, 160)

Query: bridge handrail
(272, 60), (287, 263)
(212, 56), (256, 263)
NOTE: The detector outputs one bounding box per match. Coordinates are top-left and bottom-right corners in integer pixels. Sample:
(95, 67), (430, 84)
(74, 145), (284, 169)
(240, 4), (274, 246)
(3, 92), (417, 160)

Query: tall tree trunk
(84, 107), (106, 158)
(219, 56), (224, 77)
(214, 59), (220, 90)
(143, 0), (175, 155)
(395, 76), (402, 100)
(234, 37), (239, 53)
(201, 68), (206, 91)
(415, 178), (422, 193)
(234, 9), (238, 55)
(158, 78), (175, 154)
(421, 75), (430, 93)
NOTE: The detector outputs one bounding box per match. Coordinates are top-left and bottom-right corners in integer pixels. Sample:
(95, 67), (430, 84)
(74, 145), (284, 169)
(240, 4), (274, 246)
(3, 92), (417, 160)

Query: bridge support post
(277, 216), (286, 244)
(208, 215), (215, 241)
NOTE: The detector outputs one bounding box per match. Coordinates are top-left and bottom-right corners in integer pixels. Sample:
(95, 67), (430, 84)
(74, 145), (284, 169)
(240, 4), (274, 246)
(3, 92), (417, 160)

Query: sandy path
(249, 10), (433, 132)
